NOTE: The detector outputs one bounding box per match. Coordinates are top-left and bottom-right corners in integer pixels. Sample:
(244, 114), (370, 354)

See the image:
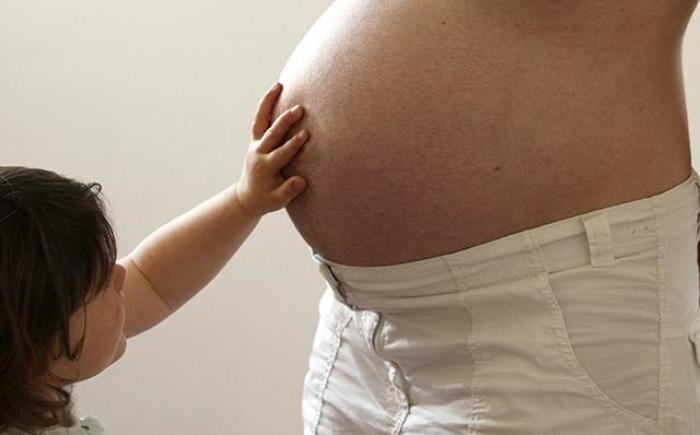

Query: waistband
(311, 168), (700, 311)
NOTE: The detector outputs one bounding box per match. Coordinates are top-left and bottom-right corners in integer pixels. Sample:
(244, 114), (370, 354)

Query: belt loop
(311, 251), (359, 310)
(582, 213), (616, 268)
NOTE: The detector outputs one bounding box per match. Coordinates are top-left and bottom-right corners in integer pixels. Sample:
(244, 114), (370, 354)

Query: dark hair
(0, 166), (117, 433)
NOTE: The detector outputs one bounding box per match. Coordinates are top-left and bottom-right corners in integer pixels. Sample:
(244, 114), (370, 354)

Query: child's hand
(234, 82), (309, 219)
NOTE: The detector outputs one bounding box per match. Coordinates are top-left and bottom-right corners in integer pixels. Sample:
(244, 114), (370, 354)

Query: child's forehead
(83, 262), (117, 300)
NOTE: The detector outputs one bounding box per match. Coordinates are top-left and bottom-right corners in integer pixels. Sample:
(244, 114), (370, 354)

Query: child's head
(0, 166), (127, 432)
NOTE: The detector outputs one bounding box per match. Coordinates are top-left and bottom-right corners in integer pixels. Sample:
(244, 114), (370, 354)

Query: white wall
(2, 2), (700, 434)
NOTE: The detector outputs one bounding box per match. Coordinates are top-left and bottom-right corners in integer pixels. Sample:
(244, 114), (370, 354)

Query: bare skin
(274, 0), (699, 267)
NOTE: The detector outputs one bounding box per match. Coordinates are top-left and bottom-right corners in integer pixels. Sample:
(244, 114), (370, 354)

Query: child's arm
(119, 82), (309, 338)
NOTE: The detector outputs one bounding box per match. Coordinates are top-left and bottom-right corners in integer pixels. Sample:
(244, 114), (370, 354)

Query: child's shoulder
(1, 417), (105, 435)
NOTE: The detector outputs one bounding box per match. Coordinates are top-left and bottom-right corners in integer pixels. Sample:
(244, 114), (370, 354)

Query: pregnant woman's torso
(274, 0), (698, 266)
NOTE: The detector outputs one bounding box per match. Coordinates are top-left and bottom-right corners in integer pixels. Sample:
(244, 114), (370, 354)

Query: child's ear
(112, 263), (127, 294)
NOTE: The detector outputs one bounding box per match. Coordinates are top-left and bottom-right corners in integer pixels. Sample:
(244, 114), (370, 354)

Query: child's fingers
(274, 176), (307, 205)
(257, 105), (305, 154)
(251, 82), (283, 141)
(267, 129), (309, 171)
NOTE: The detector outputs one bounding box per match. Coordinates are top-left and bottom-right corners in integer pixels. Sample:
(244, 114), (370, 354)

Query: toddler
(0, 83), (308, 434)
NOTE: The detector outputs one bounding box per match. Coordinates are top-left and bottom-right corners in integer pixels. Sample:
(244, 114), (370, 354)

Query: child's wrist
(229, 184), (263, 222)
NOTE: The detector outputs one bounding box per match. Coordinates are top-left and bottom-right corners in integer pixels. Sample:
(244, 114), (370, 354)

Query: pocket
(306, 288), (352, 372)
(302, 287), (352, 431)
(539, 270), (659, 432)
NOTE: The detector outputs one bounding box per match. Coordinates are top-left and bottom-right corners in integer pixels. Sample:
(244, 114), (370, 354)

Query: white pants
(302, 168), (700, 435)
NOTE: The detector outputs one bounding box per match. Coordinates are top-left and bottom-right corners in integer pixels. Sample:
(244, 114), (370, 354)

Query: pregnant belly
(272, 0), (692, 266)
